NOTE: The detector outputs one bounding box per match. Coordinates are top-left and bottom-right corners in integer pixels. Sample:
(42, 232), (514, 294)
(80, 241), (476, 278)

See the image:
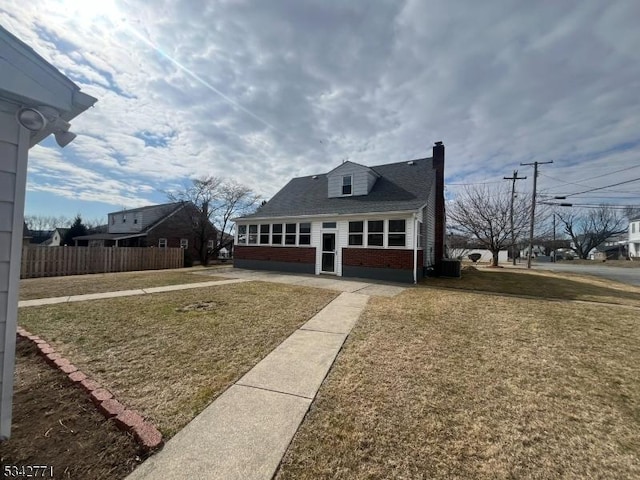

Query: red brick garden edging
(16, 327), (163, 452)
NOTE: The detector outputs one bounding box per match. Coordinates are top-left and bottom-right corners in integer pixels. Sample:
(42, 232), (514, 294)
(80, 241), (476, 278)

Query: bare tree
(448, 184), (531, 266)
(24, 214), (70, 231)
(212, 180), (260, 255)
(624, 206), (640, 221)
(556, 205), (626, 259)
(168, 176), (259, 264)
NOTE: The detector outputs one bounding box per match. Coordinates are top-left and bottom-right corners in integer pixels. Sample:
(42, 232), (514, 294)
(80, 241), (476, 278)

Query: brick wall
(343, 248), (420, 270)
(146, 204), (216, 260)
(235, 246), (315, 263)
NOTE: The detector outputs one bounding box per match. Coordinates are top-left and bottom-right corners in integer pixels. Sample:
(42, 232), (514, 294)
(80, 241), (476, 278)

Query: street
(532, 262), (640, 287)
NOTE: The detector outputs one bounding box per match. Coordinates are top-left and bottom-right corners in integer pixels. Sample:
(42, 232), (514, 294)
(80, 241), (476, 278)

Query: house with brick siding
(233, 142), (446, 283)
(73, 202), (216, 261)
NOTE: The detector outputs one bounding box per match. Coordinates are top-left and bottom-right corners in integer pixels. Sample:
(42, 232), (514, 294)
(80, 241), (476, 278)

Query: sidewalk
(126, 291), (370, 480)
(18, 279), (250, 308)
(19, 270), (406, 308)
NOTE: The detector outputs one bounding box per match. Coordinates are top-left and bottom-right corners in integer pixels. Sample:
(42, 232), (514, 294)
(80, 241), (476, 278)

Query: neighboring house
(451, 248), (509, 264)
(629, 216), (640, 259)
(594, 233), (628, 260)
(72, 202), (216, 261)
(27, 229), (53, 245)
(40, 227), (69, 246)
(233, 142), (446, 283)
(217, 232), (234, 258)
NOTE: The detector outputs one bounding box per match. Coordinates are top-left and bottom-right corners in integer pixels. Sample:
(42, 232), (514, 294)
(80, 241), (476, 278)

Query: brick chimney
(433, 141), (445, 272)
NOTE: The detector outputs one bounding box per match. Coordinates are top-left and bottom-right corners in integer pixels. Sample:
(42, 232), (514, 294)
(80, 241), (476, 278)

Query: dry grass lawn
(19, 281), (337, 437)
(19, 270), (225, 300)
(424, 266), (640, 307)
(277, 281), (640, 478)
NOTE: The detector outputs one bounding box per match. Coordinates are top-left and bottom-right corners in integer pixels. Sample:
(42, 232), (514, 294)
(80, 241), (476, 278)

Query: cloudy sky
(2, 0), (639, 223)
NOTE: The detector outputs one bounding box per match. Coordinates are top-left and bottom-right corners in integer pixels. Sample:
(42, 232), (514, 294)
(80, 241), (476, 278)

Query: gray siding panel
(0, 203), (12, 232)
(0, 171), (15, 202)
(0, 142), (17, 173)
(327, 163), (372, 198)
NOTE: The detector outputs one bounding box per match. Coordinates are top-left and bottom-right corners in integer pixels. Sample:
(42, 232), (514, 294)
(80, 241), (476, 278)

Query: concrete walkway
(198, 268), (407, 297)
(18, 279), (250, 308)
(126, 291), (370, 480)
(19, 270), (406, 308)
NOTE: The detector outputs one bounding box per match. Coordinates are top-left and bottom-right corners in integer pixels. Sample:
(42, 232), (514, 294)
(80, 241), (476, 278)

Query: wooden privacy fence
(21, 246), (184, 279)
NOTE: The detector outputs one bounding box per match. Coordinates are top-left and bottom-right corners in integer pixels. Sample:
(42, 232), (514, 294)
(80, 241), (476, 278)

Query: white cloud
(1, 0), (639, 218)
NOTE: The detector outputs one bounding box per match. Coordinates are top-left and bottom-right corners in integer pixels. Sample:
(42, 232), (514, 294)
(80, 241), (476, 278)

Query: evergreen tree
(63, 215), (88, 246)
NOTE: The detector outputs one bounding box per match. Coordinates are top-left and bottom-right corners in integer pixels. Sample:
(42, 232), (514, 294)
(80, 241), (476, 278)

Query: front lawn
(19, 269), (226, 300)
(19, 281), (337, 437)
(424, 266), (640, 307)
(277, 277), (640, 478)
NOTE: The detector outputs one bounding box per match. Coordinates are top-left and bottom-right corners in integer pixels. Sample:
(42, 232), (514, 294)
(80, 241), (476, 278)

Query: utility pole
(520, 160), (553, 269)
(552, 213), (556, 263)
(504, 170), (527, 265)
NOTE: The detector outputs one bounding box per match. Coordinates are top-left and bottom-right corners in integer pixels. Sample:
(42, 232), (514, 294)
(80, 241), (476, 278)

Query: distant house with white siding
(629, 216), (640, 259)
(233, 142), (446, 283)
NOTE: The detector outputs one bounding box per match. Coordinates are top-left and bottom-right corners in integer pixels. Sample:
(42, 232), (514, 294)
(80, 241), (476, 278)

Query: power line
(542, 164), (640, 192)
(446, 181), (503, 186)
(559, 176), (640, 198)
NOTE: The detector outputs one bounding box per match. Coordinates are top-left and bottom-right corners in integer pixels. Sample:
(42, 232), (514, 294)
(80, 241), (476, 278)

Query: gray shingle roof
(238, 157), (435, 219)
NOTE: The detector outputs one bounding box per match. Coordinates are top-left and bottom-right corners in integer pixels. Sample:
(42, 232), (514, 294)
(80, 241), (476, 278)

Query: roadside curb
(16, 326), (163, 452)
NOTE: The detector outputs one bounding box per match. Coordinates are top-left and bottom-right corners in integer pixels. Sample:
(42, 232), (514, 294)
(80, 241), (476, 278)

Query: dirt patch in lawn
(19, 270), (225, 300)
(0, 339), (141, 479)
(277, 289), (640, 479)
(19, 281), (337, 437)
(424, 267), (640, 307)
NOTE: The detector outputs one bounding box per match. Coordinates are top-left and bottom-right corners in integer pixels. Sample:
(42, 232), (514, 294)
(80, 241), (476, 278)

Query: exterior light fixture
(54, 130), (77, 147)
(15, 106), (79, 147)
(16, 107), (47, 132)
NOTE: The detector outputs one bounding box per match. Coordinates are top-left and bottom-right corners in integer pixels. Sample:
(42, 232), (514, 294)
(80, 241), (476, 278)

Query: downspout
(413, 213), (418, 285)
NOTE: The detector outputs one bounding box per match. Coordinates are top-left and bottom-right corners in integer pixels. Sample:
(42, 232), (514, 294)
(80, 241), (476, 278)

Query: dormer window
(342, 175), (352, 195)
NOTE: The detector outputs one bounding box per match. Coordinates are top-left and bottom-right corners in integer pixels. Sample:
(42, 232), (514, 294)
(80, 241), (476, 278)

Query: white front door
(321, 232), (336, 273)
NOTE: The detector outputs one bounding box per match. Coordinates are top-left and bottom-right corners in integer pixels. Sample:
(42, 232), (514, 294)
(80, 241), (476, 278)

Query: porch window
(299, 223), (311, 245)
(158, 238), (167, 248)
(368, 220), (384, 246)
(285, 223), (297, 245)
(238, 225), (247, 244)
(348, 221), (364, 246)
(271, 224), (283, 245)
(388, 219), (406, 246)
(180, 238), (189, 249)
(248, 225), (258, 244)
(342, 175), (352, 195)
(260, 224), (270, 244)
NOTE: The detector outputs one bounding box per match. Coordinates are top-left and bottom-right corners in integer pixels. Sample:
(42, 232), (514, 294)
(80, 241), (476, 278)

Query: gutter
(413, 212), (418, 285)
(233, 209), (419, 222)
